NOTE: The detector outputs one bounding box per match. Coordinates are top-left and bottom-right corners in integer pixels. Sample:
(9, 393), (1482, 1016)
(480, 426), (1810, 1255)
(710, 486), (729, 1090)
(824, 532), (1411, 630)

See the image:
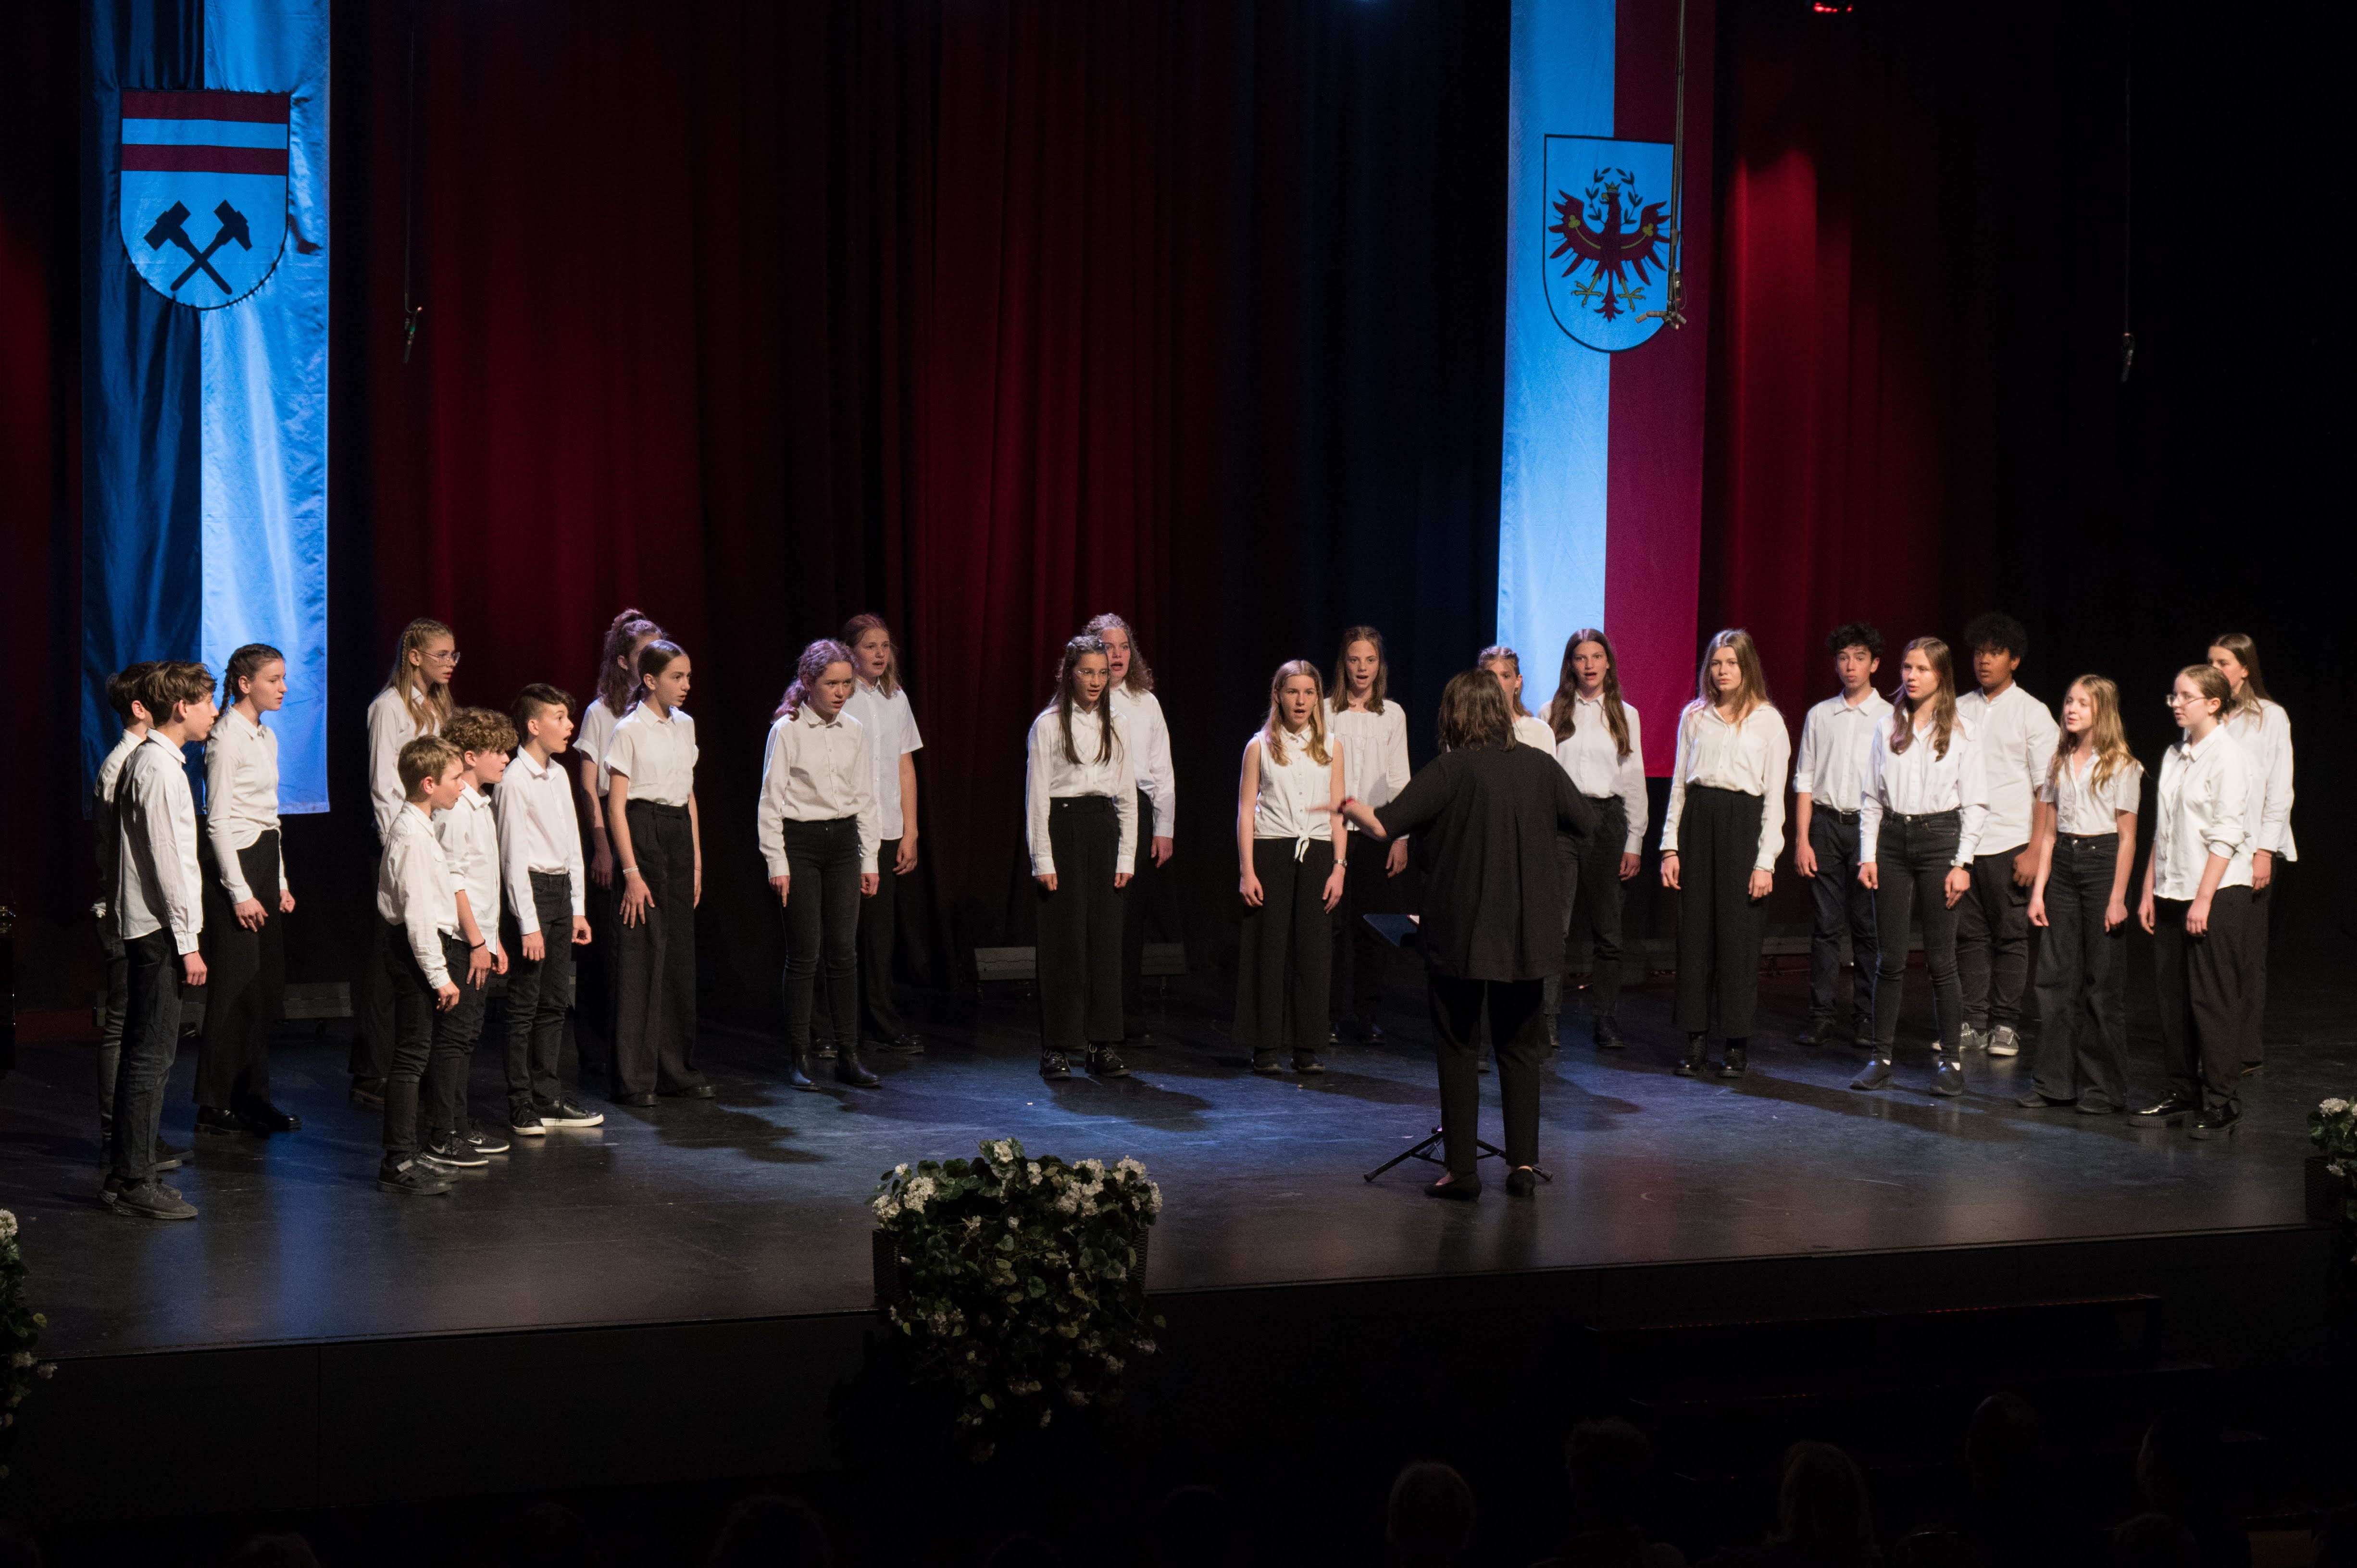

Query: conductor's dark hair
(1436, 668), (1515, 753)
(1965, 611), (2028, 660)
(1826, 622), (1884, 660)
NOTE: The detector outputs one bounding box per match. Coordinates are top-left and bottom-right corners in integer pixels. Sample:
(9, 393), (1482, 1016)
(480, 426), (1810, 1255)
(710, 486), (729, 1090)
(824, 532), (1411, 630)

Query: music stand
(1356, 913), (1552, 1185)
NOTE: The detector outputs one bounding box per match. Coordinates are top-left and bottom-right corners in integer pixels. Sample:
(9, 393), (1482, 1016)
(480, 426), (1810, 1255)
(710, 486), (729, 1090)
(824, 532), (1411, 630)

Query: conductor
(1333, 669), (1597, 1199)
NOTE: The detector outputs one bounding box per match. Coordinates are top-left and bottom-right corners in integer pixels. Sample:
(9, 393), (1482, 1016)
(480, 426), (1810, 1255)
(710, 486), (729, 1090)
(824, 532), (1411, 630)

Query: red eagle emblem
(1548, 169), (1670, 323)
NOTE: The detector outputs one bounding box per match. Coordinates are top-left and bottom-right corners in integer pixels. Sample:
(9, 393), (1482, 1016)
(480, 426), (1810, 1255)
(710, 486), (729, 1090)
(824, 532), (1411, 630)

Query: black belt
(627, 800), (688, 819)
(1886, 809), (1960, 825)
(2058, 830), (2119, 842)
(1820, 807), (1862, 822)
(1050, 796), (1116, 812)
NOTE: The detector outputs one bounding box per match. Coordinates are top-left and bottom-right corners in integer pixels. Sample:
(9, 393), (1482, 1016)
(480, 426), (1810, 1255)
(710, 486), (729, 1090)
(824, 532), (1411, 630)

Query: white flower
(1078, 1198), (1098, 1217)
(35, 1364), (53, 1380)
(1007, 1215), (1020, 1229)
(991, 1140), (1016, 1163)
(1027, 1161), (1043, 1185)
(1102, 1356), (1124, 1374)
(2321, 1099), (2351, 1116)
(964, 1216), (984, 1235)
(8, 1353), (29, 1369)
(903, 1176), (937, 1214)
(2332, 1162), (2346, 1178)
(0, 1209), (17, 1240)
(1066, 1387), (1091, 1406)
(1079, 1158), (1105, 1175)
(1115, 1157), (1146, 1179)
(1055, 1193), (1078, 1214)
(873, 1194), (902, 1221)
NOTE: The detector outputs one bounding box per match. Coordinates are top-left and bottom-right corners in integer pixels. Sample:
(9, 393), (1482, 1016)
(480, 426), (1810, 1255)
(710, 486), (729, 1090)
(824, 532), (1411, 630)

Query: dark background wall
(3, 0), (2345, 1020)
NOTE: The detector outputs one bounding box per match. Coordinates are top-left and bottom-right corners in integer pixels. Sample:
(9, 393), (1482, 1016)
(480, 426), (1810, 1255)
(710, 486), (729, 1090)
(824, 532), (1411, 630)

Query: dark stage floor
(1, 942), (2344, 1360)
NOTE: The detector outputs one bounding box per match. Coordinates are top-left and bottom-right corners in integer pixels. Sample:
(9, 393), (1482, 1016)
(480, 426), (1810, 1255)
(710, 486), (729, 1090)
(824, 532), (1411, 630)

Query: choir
(85, 608), (2295, 1216)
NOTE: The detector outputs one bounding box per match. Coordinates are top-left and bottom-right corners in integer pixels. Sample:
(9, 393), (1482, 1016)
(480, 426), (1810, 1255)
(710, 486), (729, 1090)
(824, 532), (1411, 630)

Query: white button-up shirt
(1792, 689), (1893, 815)
(1109, 685), (1177, 857)
(1955, 684), (2059, 857)
(604, 704), (698, 807)
(378, 801), (462, 988)
(577, 697), (621, 799)
(1024, 705), (1138, 876)
(204, 706), (286, 902)
(433, 785), (503, 955)
(1330, 701), (1411, 835)
(1859, 712), (1990, 865)
(115, 732), (204, 953)
(1551, 696), (1647, 853)
(842, 680), (925, 842)
(1661, 703), (1792, 871)
(495, 748), (587, 936)
(758, 705), (881, 876)
(2223, 699), (2295, 860)
(1249, 728), (1338, 856)
(2151, 727), (2253, 901)
(92, 726), (144, 923)
(1512, 714), (1556, 752)
(2040, 750), (2143, 837)
(366, 686), (438, 844)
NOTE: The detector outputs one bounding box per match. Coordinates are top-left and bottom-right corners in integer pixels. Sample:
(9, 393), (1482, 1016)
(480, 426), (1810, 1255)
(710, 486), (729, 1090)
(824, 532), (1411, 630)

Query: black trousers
(503, 871), (578, 1116)
(1037, 796), (1123, 1054)
(348, 910), (396, 1083)
(2238, 866), (2287, 1067)
(109, 929), (183, 1186)
(96, 928), (128, 1144)
(1673, 786), (1769, 1038)
(1235, 838), (1335, 1065)
(851, 835), (909, 1043)
(611, 801), (699, 1095)
(1958, 844), (2033, 1032)
(2028, 833), (2129, 1108)
(381, 924), (438, 1158)
(1429, 971), (1546, 1174)
(1871, 811), (1964, 1052)
(1806, 810), (1878, 1034)
(196, 833), (285, 1112)
(1328, 832), (1397, 1028)
(1119, 788), (1176, 1033)
(576, 797), (617, 1079)
(2155, 888), (2250, 1114)
(1544, 795), (1627, 1025)
(424, 932), (489, 1137)
(781, 817), (864, 1055)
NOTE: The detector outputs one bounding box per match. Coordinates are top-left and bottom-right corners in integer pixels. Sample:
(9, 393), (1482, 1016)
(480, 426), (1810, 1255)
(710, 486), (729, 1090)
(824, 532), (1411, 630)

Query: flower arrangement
(2310, 1098), (2357, 1226)
(0, 1209), (59, 1481)
(872, 1139), (1162, 1459)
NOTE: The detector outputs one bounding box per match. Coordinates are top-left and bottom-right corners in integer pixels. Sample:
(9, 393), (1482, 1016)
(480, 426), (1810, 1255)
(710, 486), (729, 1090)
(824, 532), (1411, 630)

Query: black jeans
(503, 871), (578, 1116)
(1871, 811), (1964, 1052)
(1958, 844), (2033, 1032)
(425, 933), (489, 1138)
(781, 817), (864, 1055)
(1235, 838), (1335, 1066)
(2029, 833), (2129, 1108)
(611, 801), (699, 1096)
(381, 924), (438, 1159)
(576, 796), (617, 1079)
(1036, 796), (1123, 1054)
(1119, 788), (1178, 1033)
(1673, 786), (1769, 1038)
(2155, 888), (2250, 1114)
(1328, 831), (1397, 1029)
(96, 929), (128, 1145)
(1806, 810), (1878, 1034)
(348, 913), (396, 1083)
(1429, 971), (1546, 1174)
(1545, 796), (1627, 1025)
(109, 930), (183, 1186)
(196, 833), (285, 1112)
(2238, 866), (2287, 1067)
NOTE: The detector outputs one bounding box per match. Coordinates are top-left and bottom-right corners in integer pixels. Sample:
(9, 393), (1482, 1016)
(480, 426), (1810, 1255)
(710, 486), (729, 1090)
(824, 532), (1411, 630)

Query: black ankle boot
(1849, 1051), (1893, 1091)
(786, 1052), (819, 1092)
(1673, 1034), (1710, 1078)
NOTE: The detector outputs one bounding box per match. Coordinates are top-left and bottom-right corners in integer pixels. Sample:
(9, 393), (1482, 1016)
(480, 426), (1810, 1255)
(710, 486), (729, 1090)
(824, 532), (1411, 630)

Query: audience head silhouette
(1965, 1392), (2044, 1500)
(1388, 1460), (1476, 1567)
(1772, 1442), (1880, 1568)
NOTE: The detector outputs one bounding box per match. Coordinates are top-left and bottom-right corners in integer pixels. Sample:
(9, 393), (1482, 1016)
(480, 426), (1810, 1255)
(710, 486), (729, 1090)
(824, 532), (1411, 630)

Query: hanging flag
(1497, 0), (1711, 772)
(84, 1), (330, 809)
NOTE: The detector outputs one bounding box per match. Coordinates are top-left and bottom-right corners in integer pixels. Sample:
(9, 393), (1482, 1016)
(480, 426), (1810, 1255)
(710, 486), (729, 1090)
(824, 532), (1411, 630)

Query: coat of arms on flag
(118, 90), (290, 308)
(1540, 135), (1675, 353)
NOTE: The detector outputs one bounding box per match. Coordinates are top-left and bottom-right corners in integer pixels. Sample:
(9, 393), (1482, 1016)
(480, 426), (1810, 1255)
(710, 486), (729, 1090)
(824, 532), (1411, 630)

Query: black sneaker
(418, 1137), (488, 1170)
(110, 1180), (198, 1220)
(538, 1098), (605, 1128)
(1039, 1051), (1072, 1081)
(1292, 1053), (1326, 1075)
(154, 1140), (190, 1171)
(378, 1158), (451, 1196)
(1087, 1047), (1131, 1079)
(460, 1127), (511, 1156)
(2189, 1105), (2241, 1139)
(510, 1107), (547, 1137)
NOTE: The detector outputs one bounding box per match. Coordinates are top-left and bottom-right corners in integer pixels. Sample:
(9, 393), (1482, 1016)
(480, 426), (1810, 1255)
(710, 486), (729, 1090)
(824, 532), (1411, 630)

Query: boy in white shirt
(1955, 613), (2062, 1058)
(104, 661), (218, 1220)
(497, 684), (600, 1135)
(1791, 623), (1893, 1047)
(425, 708), (513, 1168)
(378, 736), (473, 1195)
(92, 662), (181, 1170)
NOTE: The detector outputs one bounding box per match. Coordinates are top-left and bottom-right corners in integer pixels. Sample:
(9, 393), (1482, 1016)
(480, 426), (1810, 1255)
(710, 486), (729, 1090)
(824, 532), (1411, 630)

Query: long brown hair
(2048, 674), (2134, 793)
(841, 612), (903, 698)
(1477, 645), (1533, 716)
(595, 608), (664, 716)
(1889, 636), (1959, 759)
(1261, 660), (1333, 767)
(1436, 669), (1514, 752)
(775, 639), (854, 721)
(1048, 635), (1116, 767)
(1545, 627), (1632, 758)
(630, 639), (686, 715)
(1689, 628), (1770, 723)
(2207, 631), (2271, 714)
(1330, 625), (1390, 715)
(1083, 612), (1155, 695)
(386, 618), (456, 734)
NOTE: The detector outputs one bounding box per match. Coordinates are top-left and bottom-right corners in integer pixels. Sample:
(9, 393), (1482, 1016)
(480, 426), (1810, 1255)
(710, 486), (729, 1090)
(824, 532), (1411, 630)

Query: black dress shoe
(1291, 1053), (1325, 1075)
(1849, 1053), (1893, 1091)
(1039, 1052), (1072, 1081)
(1592, 1020), (1624, 1050)
(1250, 1056), (1285, 1076)
(660, 1081), (716, 1100)
(1423, 1175), (1481, 1201)
(1505, 1167), (1537, 1197)
(873, 1033), (925, 1055)
(240, 1103), (303, 1133)
(613, 1091), (658, 1108)
(2189, 1104), (2241, 1139)
(1717, 1043), (1748, 1078)
(1796, 1024), (1832, 1048)
(1361, 1022), (1384, 1044)
(1087, 1046), (1131, 1079)
(1673, 1036), (1709, 1078)
(2129, 1093), (2197, 1127)
(197, 1106), (260, 1136)
(835, 1051), (881, 1089)
(2015, 1090), (2075, 1109)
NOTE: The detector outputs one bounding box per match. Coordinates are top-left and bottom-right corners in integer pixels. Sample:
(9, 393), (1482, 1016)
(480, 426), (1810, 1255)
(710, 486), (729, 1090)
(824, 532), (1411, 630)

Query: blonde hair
(2050, 675), (2133, 794)
(386, 618), (457, 735)
(1084, 612), (1154, 696)
(1889, 637), (1959, 759)
(841, 614), (903, 698)
(1689, 628), (1770, 724)
(1261, 660), (1332, 767)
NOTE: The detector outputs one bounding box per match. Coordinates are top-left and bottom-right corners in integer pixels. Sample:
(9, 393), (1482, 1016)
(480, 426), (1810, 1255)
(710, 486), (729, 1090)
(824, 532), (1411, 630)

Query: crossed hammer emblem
(144, 199), (252, 294)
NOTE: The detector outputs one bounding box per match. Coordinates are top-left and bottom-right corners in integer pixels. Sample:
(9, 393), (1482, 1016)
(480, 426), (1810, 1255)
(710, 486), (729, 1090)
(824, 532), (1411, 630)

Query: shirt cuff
(1622, 832), (1643, 855)
(861, 852), (880, 874)
(174, 929), (201, 956)
(2203, 835), (2241, 861)
(765, 854), (792, 879)
(1031, 854), (1056, 876)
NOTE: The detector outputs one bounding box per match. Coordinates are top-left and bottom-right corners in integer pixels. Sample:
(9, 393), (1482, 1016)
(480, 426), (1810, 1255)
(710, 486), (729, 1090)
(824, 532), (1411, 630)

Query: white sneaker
(1986, 1025), (2020, 1058)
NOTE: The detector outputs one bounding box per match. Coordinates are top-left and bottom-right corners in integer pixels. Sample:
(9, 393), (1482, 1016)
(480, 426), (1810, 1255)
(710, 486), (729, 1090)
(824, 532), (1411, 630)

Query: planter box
(2306, 1155), (2352, 1226)
(872, 1227), (1152, 1316)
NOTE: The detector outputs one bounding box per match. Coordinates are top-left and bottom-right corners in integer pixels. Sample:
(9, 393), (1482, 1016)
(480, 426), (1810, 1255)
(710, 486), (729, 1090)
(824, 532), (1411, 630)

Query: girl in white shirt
(2133, 664), (2253, 1137)
(761, 640), (882, 1093)
(197, 643), (300, 1136)
(2023, 676), (2141, 1113)
(1087, 612), (1174, 1044)
(1480, 645), (1559, 752)
(1539, 628), (1646, 1051)
(1327, 626), (1412, 1042)
(574, 608), (664, 1079)
(1025, 635), (1139, 1080)
(1236, 661), (1349, 1075)
(2207, 631), (2291, 1074)
(1659, 629), (1789, 1079)
(841, 613), (924, 1054)
(1853, 637), (1986, 1096)
(354, 618), (458, 1103)
(603, 639), (707, 1105)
